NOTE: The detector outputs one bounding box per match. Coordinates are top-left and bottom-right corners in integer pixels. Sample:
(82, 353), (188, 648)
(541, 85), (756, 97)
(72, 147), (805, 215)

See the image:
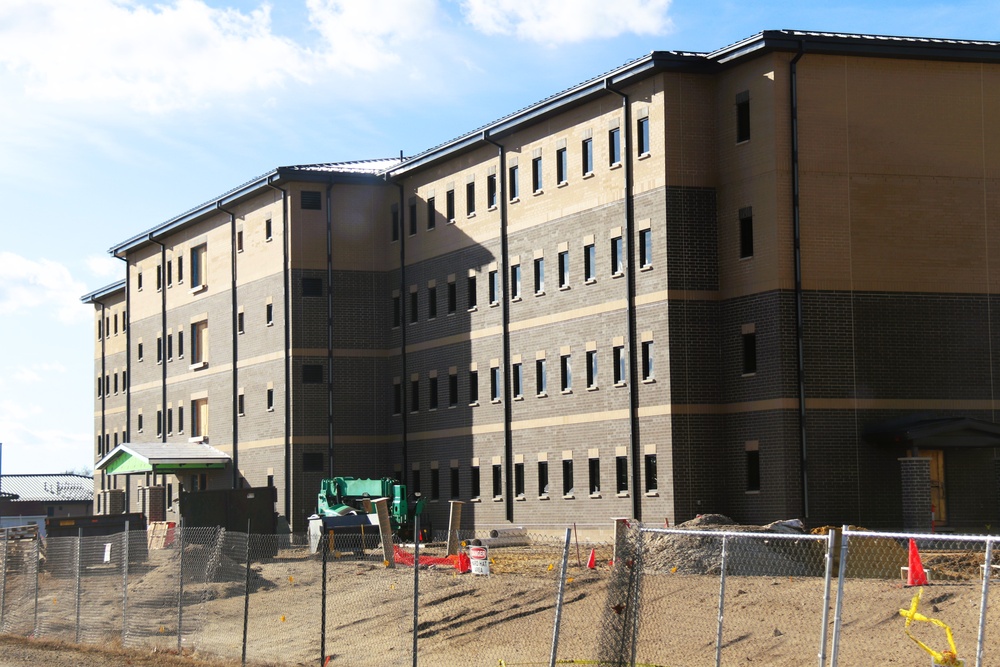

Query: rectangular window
(167, 333), (173, 360)
(97, 376), (102, 398)
(736, 90), (750, 143)
(191, 320), (208, 365)
(122, 369), (127, 390)
(490, 366), (501, 402)
(508, 164), (519, 200)
(562, 459), (574, 496)
(560, 354), (572, 392)
(613, 345), (626, 385)
(303, 364), (323, 383)
(637, 116), (650, 155)
(449, 371), (458, 407)
(487, 173), (497, 208)
(447, 281), (457, 314)
(446, 189), (456, 221)
(190, 244), (207, 289)
(589, 457), (601, 495)
(742, 332), (757, 374)
(411, 378), (419, 412)
(609, 127), (621, 165)
(97, 320), (103, 341)
(265, 218), (273, 241)
(584, 243), (596, 282)
(492, 464), (502, 499)
(514, 462), (525, 498)
(611, 236), (624, 275)
(536, 358), (547, 395)
(488, 269), (499, 305)
(644, 453), (657, 492)
(450, 466), (460, 499)
(586, 350), (597, 388)
(558, 250), (569, 288)
(510, 264), (521, 300)
(138, 342), (144, 362)
(237, 393), (245, 417)
(532, 156), (543, 192)
(266, 303), (273, 326)
(428, 286), (437, 319)
(410, 291), (419, 324)
(639, 229), (652, 268)
(137, 412), (143, 433)
(426, 197), (436, 230)
(471, 465), (481, 499)
(167, 259), (173, 286)
(431, 468), (440, 500)
(393, 381), (402, 415)
(236, 230), (243, 253)
(534, 257), (544, 294)
(512, 362), (523, 399)
(167, 408), (173, 435)
(746, 443), (760, 491)
(582, 138), (593, 175)
(177, 330), (183, 358)
(237, 312), (244, 335)
(178, 405), (184, 432)
(739, 207), (754, 259)
(156, 264), (162, 291)
(429, 376), (439, 410)
(556, 147), (567, 184)
(467, 275), (477, 310)
(114, 313), (118, 335)
(176, 257), (183, 283)
(137, 270), (143, 291)
(538, 461), (549, 496)
(266, 388), (274, 411)
(113, 373), (118, 394)
(301, 190), (322, 210)
(392, 295), (401, 327)
(391, 205), (400, 242)
(469, 370), (479, 404)
(466, 181), (476, 216)
(156, 335), (163, 363)
(192, 398), (208, 439)
(409, 202), (417, 236)
(642, 341), (654, 380)
(616, 455), (628, 493)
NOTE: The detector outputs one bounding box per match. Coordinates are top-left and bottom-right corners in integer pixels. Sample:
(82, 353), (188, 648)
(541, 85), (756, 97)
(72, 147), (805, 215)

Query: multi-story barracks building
(83, 30), (1000, 534)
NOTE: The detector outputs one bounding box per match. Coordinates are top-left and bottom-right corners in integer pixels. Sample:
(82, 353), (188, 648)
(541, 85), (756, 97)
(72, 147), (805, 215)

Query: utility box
(44, 513), (148, 571)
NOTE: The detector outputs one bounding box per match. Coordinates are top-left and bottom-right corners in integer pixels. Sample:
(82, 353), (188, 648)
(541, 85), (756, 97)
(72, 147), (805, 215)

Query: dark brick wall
(665, 186), (718, 291)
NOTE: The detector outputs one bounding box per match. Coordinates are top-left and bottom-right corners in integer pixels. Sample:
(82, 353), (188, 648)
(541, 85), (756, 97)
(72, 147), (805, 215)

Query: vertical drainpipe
(606, 79), (643, 522)
(394, 179), (409, 480)
(266, 177), (292, 524)
(115, 253), (130, 495)
(484, 132), (515, 523)
(325, 185), (336, 478)
(96, 300), (107, 468)
(149, 235), (168, 491)
(218, 203), (240, 489)
(789, 44), (809, 518)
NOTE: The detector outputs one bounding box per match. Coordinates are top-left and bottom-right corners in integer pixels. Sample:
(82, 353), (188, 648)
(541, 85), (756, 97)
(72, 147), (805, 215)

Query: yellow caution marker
(547, 563), (554, 571)
(899, 587), (965, 666)
(280, 615), (286, 622)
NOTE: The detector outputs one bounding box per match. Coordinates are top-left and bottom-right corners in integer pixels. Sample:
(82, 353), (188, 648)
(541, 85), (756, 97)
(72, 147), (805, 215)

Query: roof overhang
(81, 279), (126, 304)
(96, 442), (231, 475)
(863, 415), (1000, 449)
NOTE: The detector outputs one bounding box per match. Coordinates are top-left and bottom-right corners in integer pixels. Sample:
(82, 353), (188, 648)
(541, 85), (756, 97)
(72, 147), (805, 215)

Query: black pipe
(149, 235), (168, 491)
(789, 45), (809, 519)
(96, 301), (107, 463)
(115, 254), (131, 443)
(217, 203), (240, 489)
(605, 79), (643, 522)
(483, 132), (515, 522)
(266, 177), (292, 527)
(325, 185), (335, 479)
(394, 179), (409, 481)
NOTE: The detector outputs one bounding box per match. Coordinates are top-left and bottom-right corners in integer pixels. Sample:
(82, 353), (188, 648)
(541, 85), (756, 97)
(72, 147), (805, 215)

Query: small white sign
(104, 543), (112, 563)
(469, 545), (489, 576)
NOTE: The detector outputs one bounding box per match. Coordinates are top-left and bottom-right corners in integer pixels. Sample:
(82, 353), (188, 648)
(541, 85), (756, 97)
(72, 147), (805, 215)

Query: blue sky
(1, 0), (999, 475)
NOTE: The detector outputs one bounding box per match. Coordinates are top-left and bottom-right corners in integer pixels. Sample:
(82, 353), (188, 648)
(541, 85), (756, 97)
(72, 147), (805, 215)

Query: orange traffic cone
(907, 538), (928, 586)
(587, 548), (596, 569)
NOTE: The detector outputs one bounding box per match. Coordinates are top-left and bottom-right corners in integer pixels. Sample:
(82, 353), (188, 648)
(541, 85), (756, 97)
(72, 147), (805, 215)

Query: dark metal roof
(80, 279), (126, 304)
(0, 475), (93, 503)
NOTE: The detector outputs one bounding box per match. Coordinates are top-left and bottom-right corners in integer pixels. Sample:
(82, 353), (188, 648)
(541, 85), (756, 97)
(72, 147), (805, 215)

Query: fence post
(241, 520), (251, 667)
(1, 527), (8, 633)
(75, 528), (82, 644)
(412, 514), (420, 667)
(975, 537), (993, 667)
(549, 528), (572, 667)
(714, 534), (729, 667)
(629, 527), (644, 667)
(829, 525), (850, 667)
(122, 520), (130, 645)
(32, 536), (39, 638)
(320, 524), (329, 667)
(177, 519), (185, 655)
(817, 529), (836, 667)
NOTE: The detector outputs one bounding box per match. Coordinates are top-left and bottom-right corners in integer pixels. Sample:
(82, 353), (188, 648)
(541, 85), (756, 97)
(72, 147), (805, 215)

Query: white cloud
(0, 251), (90, 323)
(85, 255), (123, 281)
(460, 0), (674, 44)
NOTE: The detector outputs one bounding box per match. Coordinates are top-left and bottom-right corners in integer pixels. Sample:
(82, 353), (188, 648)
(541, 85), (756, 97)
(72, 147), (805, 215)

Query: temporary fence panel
(34, 533), (78, 641)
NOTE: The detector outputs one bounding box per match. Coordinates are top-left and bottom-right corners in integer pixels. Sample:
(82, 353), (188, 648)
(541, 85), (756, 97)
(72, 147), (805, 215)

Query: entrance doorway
(917, 449), (947, 527)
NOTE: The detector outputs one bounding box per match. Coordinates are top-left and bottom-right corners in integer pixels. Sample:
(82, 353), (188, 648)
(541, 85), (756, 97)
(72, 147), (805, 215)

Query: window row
(136, 397), (211, 440)
(138, 243), (208, 294)
(97, 309), (127, 341)
(96, 370), (128, 398)
(138, 319), (209, 369)
(96, 429), (126, 457)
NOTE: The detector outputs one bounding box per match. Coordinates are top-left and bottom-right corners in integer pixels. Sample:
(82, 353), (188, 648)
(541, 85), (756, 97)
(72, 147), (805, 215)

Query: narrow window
(534, 257), (544, 294)
(167, 334), (173, 360)
(113, 372), (118, 394)
(586, 350), (597, 388)
(431, 468), (440, 500)
(237, 393), (245, 417)
(642, 453), (658, 493)
(447, 281), (457, 314)
(97, 320), (102, 341)
(560, 354), (572, 392)
(492, 464), (502, 499)
(176, 257), (183, 283)
(410, 290), (419, 324)
(490, 366), (501, 402)
(429, 376), (439, 410)
(450, 466), (460, 499)
(510, 264), (521, 300)
(266, 388), (274, 411)
(411, 378), (419, 412)
(392, 295), (401, 327)
(512, 362), (523, 398)
(582, 138), (593, 175)
(469, 370), (479, 404)
(190, 244), (207, 289)
(137, 270), (143, 291)
(639, 229), (652, 268)
(191, 398), (208, 439)
(488, 269), (499, 305)
(508, 164), (519, 200)
(301, 190), (322, 210)
(236, 230), (243, 253)
(589, 457), (601, 495)
(391, 205), (400, 242)
(428, 286), (437, 319)
(104, 375), (110, 396)
(642, 341), (654, 381)
(449, 371), (458, 407)
(739, 207), (754, 259)
(167, 259), (173, 286)
(538, 461), (549, 496)
(266, 303), (273, 326)
(393, 381), (402, 415)
(746, 442), (761, 491)
(303, 364), (323, 384)
(446, 189), (456, 221)
(536, 358), (547, 395)
(237, 312), (244, 335)
(409, 202), (417, 236)
(466, 181), (476, 216)
(178, 405), (184, 432)
(616, 455), (628, 493)
(584, 243), (596, 282)
(156, 336), (163, 363)
(113, 313), (118, 335)
(467, 275), (477, 310)
(265, 218), (273, 241)
(167, 408), (173, 434)
(426, 197), (436, 230)
(177, 331), (183, 357)
(562, 459), (574, 496)
(736, 90), (751, 143)
(191, 320), (208, 365)
(611, 236), (624, 275)
(742, 331), (757, 375)
(532, 156), (543, 192)
(637, 116), (650, 155)
(609, 127), (621, 165)
(156, 264), (162, 291)
(514, 462), (525, 498)
(556, 147), (567, 184)
(613, 345), (626, 385)
(137, 342), (144, 362)
(487, 173), (497, 208)
(137, 412), (144, 433)
(471, 465), (481, 499)
(96, 376), (102, 398)
(122, 369), (127, 390)
(558, 250), (569, 288)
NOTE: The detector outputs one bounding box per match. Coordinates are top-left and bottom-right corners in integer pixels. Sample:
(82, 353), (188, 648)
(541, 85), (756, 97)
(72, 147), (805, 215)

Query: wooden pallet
(0, 524), (39, 541)
(147, 521), (176, 549)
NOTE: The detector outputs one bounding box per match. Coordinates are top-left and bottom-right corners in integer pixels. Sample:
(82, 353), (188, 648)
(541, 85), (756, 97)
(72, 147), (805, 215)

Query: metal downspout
(484, 132), (515, 523)
(394, 179), (409, 480)
(266, 177), (292, 525)
(149, 235), (168, 491)
(217, 203), (240, 489)
(115, 253), (130, 495)
(790, 45), (809, 518)
(606, 79), (643, 522)
(325, 185), (336, 478)
(96, 301), (107, 465)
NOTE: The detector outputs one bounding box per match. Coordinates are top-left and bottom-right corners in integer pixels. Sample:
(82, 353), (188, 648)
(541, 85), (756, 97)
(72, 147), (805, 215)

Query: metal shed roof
(96, 442), (232, 476)
(0, 474), (93, 503)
